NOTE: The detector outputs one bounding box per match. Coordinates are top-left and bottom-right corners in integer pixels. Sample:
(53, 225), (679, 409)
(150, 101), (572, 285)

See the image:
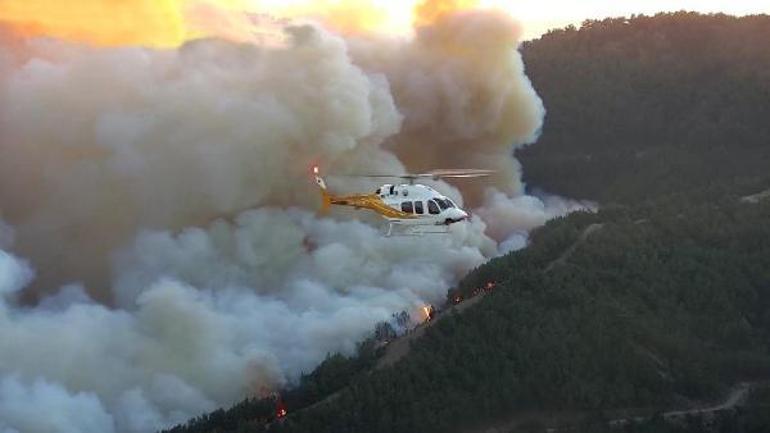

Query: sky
(250, 0), (770, 40)
(243, 0), (770, 41)
(506, 0), (769, 38)
(1, 0), (768, 46)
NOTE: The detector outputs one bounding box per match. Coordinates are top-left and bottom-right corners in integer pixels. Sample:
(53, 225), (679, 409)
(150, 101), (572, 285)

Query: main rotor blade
(428, 169), (495, 178)
(332, 169), (494, 180)
(334, 174), (417, 178)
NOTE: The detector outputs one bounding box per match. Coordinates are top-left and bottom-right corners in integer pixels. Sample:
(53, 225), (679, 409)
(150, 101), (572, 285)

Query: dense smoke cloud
(0, 375), (115, 433)
(351, 9), (545, 202)
(0, 212), (490, 432)
(0, 8), (582, 433)
(0, 26), (405, 295)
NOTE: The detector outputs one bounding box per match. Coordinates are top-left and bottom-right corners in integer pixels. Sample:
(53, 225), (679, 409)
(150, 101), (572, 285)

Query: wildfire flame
(274, 393), (288, 418)
(423, 305), (433, 322)
(0, 0), (514, 47)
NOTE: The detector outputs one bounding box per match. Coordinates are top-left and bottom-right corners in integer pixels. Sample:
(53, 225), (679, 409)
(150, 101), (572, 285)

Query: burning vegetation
(423, 305), (436, 322)
(449, 280), (497, 305)
(274, 396), (287, 419)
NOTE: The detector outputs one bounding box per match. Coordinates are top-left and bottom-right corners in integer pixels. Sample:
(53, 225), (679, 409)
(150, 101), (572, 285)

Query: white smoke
(0, 376), (115, 433)
(0, 26), (407, 294)
(349, 10), (546, 202)
(476, 189), (596, 253)
(0, 9), (589, 433)
(0, 250), (33, 299)
(0, 212), (489, 432)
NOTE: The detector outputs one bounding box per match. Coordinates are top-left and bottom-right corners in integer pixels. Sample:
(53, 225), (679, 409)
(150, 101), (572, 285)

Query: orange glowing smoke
(0, 0), (406, 46)
(280, 0), (403, 36)
(257, 0), (481, 36)
(0, 0), (494, 47)
(0, 0), (277, 47)
(0, 0), (193, 47)
(413, 0), (478, 27)
(301, 0), (488, 35)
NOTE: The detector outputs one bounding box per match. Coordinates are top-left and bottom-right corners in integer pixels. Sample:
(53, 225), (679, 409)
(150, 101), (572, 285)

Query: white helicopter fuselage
(312, 166), (479, 236)
(376, 183), (469, 226)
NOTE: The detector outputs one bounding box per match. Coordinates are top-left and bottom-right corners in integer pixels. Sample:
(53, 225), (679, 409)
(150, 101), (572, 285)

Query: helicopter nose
(457, 210), (470, 223)
(447, 208), (469, 224)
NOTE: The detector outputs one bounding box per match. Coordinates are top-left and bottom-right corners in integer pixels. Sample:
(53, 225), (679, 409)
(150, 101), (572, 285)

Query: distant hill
(518, 12), (770, 204)
(164, 13), (770, 433)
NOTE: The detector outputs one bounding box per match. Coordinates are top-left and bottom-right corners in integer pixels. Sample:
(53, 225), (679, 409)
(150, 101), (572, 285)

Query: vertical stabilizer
(313, 166), (332, 213)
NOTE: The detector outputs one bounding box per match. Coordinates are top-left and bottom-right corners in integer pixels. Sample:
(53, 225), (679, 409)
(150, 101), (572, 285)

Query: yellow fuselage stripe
(329, 193), (417, 219)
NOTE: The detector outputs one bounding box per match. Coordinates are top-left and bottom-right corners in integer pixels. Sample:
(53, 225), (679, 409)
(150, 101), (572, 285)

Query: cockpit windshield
(436, 198), (449, 210)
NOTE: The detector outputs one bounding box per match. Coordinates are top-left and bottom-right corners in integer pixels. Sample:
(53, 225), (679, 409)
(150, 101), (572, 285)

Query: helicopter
(313, 166), (493, 236)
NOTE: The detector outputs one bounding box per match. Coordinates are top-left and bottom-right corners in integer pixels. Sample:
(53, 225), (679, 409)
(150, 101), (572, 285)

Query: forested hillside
(164, 13), (770, 433)
(168, 195), (770, 433)
(283, 200), (770, 432)
(518, 12), (770, 203)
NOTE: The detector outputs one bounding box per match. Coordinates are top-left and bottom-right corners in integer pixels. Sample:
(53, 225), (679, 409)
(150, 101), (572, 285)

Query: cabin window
(428, 200), (440, 214)
(401, 201), (414, 213)
(436, 198), (449, 210)
(414, 200), (424, 214)
(389, 185), (395, 195)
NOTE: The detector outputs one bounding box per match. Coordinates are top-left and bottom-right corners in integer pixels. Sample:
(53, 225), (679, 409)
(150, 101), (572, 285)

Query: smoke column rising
(0, 4), (585, 432)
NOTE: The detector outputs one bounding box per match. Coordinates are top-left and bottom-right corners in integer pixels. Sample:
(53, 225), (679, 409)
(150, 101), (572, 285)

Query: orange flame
(423, 305), (434, 322)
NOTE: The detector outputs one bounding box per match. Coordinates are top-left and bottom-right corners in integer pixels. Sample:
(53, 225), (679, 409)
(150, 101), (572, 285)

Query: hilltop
(518, 11), (770, 204)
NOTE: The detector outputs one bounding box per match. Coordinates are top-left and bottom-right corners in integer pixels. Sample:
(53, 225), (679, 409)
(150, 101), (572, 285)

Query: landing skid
(382, 222), (449, 237)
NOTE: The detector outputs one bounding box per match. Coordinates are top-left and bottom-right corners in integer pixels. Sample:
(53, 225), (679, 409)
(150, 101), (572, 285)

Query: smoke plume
(0, 4), (584, 432)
